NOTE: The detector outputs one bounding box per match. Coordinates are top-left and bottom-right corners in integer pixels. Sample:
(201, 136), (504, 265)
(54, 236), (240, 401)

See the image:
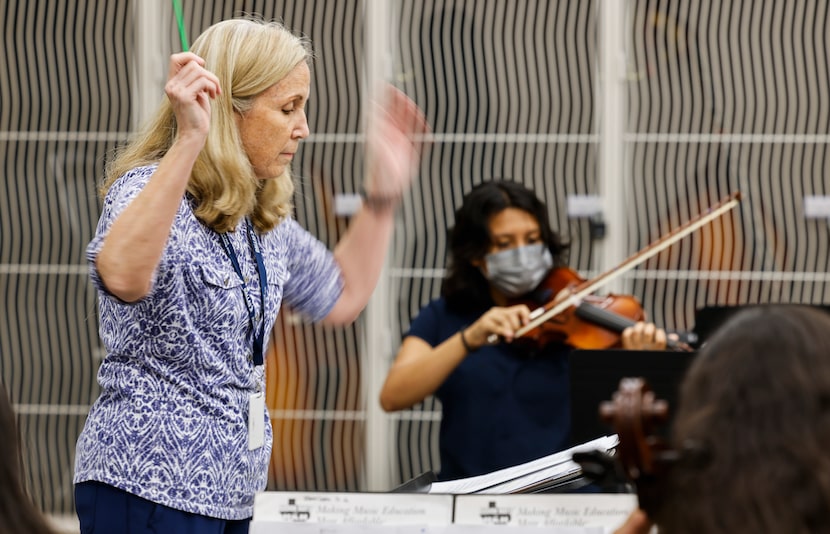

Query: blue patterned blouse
(73, 165), (344, 520)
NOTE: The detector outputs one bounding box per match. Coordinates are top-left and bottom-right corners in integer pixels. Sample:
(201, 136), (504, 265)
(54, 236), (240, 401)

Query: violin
(571, 378), (677, 520)
(597, 378), (675, 517)
(513, 266), (692, 351)
(500, 192), (742, 351)
(574, 378), (709, 521)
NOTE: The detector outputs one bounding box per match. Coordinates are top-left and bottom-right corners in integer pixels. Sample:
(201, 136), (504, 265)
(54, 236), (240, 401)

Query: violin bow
(513, 191), (742, 339)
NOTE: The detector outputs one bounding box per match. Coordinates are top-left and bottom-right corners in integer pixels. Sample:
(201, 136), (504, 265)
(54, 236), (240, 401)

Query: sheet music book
(428, 435), (619, 495)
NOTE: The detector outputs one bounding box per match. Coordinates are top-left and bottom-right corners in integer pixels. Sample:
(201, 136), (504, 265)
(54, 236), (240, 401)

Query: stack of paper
(428, 435), (619, 494)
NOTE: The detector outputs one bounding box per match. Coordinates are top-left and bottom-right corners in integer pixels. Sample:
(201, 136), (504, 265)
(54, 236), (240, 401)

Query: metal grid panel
(0, 0), (132, 514)
(4, 0), (830, 514)
(625, 0), (830, 332)
(389, 0), (599, 484)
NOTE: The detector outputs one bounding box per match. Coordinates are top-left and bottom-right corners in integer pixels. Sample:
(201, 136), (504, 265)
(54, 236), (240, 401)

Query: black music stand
(692, 304), (830, 348)
(568, 349), (697, 446)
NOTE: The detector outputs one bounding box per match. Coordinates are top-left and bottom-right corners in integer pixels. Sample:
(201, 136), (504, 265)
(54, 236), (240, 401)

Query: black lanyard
(219, 220), (267, 366)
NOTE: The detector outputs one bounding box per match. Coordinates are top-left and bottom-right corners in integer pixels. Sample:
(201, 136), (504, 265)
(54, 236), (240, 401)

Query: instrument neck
(574, 301), (696, 351)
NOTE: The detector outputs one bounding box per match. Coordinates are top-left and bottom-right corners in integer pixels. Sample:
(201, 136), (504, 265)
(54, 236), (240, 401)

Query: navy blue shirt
(406, 298), (572, 481)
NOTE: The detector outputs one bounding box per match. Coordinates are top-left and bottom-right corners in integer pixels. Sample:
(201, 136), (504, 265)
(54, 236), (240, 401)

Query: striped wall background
(1, 0), (133, 514)
(2, 0), (829, 516)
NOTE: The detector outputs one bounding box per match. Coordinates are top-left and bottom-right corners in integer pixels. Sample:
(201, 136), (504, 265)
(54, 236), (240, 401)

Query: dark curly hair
(442, 180), (569, 314)
(656, 304), (830, 533)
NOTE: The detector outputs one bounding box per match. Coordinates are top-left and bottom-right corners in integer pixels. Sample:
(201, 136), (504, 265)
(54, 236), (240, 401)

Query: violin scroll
(598, 378), (675, 518)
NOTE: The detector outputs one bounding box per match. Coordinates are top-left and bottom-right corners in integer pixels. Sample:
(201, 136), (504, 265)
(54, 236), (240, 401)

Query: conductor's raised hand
(165, 52), (222, 143)
(364, 86), (429, 201)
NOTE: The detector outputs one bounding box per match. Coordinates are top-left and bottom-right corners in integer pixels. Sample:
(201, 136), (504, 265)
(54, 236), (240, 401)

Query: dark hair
(657, 305), (830, 533)
(442, 180), (569, 314)
(0, 382), (56, 534)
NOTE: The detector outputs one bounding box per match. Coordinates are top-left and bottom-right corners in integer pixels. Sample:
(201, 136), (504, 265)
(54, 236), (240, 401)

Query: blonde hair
(102, 18), (312, 233)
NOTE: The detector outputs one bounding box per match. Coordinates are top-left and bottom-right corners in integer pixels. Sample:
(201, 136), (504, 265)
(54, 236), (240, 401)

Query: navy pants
(75, 481), (250, 534)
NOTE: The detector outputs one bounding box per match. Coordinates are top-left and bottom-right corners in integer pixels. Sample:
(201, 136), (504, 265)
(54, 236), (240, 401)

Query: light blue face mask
(483, 243), (554, 298)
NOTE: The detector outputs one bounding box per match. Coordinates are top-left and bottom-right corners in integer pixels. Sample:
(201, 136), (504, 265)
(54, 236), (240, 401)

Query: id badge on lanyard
(219, 220), (268, 450)
(248, 392), (265, 450)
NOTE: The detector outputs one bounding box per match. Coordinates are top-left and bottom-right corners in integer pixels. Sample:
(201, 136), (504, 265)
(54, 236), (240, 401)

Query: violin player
(613, 304), (830, 534)
(379, 180), (669, 481)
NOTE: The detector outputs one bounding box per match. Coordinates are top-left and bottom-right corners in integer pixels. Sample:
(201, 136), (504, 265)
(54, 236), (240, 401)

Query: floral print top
(74, 165), (343, 520)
